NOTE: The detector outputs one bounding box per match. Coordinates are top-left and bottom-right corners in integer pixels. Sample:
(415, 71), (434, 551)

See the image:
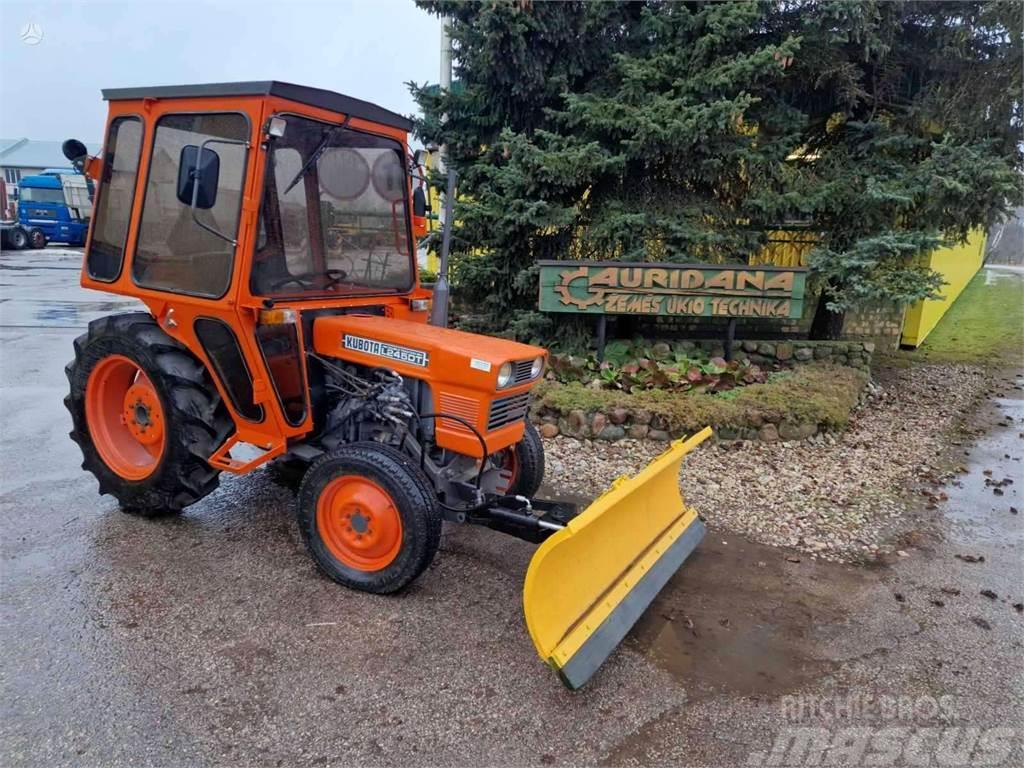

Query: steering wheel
(268, 268), (348, 291)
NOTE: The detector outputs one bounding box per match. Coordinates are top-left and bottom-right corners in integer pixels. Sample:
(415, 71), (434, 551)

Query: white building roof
(0, 138), (101, 169)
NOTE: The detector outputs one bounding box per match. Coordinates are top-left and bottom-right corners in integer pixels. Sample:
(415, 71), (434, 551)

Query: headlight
(531, 356), (544, 379)
(497, 361), (513, 388)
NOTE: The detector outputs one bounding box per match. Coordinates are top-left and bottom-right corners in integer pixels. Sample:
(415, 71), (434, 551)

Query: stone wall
(642, 338), (875, 371)
(735, 339), (874, 370)
(842, 300), (907, 350)
(534, 404), (829, 444)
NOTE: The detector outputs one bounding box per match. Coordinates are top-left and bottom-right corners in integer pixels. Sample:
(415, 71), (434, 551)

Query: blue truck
(13, 169), (92, 247)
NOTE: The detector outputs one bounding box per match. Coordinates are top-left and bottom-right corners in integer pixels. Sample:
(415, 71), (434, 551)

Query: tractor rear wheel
(298, 443), (442, 594)
(65, 313), (233, 516)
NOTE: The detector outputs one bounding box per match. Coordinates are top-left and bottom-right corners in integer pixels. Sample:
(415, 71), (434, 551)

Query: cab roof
(101, 81), (413, 132)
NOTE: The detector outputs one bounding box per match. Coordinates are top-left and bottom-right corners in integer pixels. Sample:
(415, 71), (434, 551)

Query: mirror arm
(190, 136), (250, 246)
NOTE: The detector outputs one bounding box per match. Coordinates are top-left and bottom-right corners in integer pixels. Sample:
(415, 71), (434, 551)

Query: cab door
(122, 105), (305, 458)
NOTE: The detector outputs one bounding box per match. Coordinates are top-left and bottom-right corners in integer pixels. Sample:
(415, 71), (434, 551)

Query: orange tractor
(63, 81), (710, 689)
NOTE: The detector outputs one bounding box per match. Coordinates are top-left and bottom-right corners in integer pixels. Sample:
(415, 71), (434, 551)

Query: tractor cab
(72, 82), (446, 463)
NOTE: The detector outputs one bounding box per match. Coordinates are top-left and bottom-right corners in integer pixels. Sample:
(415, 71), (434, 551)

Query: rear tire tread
(65, 312), (233, 517)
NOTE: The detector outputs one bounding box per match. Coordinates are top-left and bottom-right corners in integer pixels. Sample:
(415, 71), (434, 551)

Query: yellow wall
(900, 229), (987, 347)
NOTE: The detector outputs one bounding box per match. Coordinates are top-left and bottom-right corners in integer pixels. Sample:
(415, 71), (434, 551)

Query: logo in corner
(343, 334), (429, 368)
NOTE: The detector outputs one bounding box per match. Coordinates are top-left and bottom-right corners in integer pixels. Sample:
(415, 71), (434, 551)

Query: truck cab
(17, 170), (92, 246)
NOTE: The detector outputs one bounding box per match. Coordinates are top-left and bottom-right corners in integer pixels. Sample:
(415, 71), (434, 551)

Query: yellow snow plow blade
(523, 426), (712, 690)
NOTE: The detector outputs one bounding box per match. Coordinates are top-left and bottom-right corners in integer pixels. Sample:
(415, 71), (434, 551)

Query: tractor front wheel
(65, 313), (233, 516)
(298, 443), (442, 594)
(491, 420), (546, 498)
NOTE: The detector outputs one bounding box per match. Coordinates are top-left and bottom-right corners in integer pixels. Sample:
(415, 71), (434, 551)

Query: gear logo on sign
(554, 266), (606, 309)
(19, 23), (44, 45)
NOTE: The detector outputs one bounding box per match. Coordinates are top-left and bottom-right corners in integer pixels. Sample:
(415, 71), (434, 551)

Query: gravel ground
(544, 363), (993, 561)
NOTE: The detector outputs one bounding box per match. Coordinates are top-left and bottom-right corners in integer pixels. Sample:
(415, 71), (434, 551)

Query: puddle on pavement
(940, 375), (1024, 547)
(627, 535), (868, 700)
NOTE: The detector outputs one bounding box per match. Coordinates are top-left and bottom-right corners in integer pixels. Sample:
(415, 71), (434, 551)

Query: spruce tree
(411, 0), (1022, 341)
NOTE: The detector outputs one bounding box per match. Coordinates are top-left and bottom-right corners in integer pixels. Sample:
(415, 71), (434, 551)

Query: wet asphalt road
(1, 248), (1022, 767)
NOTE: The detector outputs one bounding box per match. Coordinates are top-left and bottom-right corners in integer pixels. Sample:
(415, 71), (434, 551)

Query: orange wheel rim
(316, 476), (403, 571)
(85, 354), (165, 480)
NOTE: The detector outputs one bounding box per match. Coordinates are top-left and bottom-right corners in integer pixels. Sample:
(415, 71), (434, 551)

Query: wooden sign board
(538, 261), (808, 319)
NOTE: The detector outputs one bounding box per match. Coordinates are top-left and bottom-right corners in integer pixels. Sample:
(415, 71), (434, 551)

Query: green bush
(534, 363), (867, 433)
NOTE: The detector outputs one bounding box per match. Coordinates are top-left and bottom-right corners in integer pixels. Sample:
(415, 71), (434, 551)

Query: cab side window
(88, 116), (143, 281)
(133, 113), (248, 298)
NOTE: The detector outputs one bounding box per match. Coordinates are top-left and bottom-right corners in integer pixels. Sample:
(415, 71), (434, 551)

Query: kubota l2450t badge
(343, 334), (429, 367)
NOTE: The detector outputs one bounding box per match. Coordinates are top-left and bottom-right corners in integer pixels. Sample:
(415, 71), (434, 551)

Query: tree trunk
(809, 286), (846, 340)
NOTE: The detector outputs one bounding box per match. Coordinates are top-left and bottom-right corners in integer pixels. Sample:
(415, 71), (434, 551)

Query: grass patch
(535, 363), (867, 432)
(899, 268), (1024, 366)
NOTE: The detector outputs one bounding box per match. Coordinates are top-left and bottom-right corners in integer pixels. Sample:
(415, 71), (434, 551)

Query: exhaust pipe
(429, 168), (457, 328)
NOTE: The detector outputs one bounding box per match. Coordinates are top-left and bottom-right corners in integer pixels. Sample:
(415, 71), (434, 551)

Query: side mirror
(62, 138), (89, 166)
(177, 144), (220, 209)
(412, 187), (427, 217)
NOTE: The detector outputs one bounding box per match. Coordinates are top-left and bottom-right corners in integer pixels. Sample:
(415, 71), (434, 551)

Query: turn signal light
(258, 308), (297, 325)
(410, 298), (431, 313)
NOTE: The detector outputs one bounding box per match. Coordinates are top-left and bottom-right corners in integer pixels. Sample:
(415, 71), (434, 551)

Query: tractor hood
(311, 314), (546, 391)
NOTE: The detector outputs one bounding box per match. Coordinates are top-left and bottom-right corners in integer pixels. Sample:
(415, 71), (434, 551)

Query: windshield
(21, 186), (66, 204)
(252, 114), (414, 298)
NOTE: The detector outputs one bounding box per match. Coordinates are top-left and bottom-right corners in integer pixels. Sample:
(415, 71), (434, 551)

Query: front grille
(512, 359), (535, 385)
(488, 391), (531, 431)
(438, 393), (479, 434)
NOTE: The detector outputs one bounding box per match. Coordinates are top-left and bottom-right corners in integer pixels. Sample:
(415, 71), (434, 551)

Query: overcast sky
(1, 0), (442, 142)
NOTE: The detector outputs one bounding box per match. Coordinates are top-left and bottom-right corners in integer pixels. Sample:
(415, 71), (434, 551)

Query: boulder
(775, 342), (794, 361)
(759, 423), (779, 442)
(633, 409), (653, 425)
(778, 421), (817, 441)
(590, 412), (608, 435)
(813, 345), (833, 359)
(742, 340), (759, 353)
(649, 429), (671, 441)
(567, 409), (588, 437)
(794, 347), (813, 362)
(539, 423), (560, 439)
(717, 426), (739, 440)
(598, 425), (626, 441)
(609, 407), (629, 425)
(628, 424), (650, 440)
(778, 421), (801, 441)
(757, 342), (777, 357)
